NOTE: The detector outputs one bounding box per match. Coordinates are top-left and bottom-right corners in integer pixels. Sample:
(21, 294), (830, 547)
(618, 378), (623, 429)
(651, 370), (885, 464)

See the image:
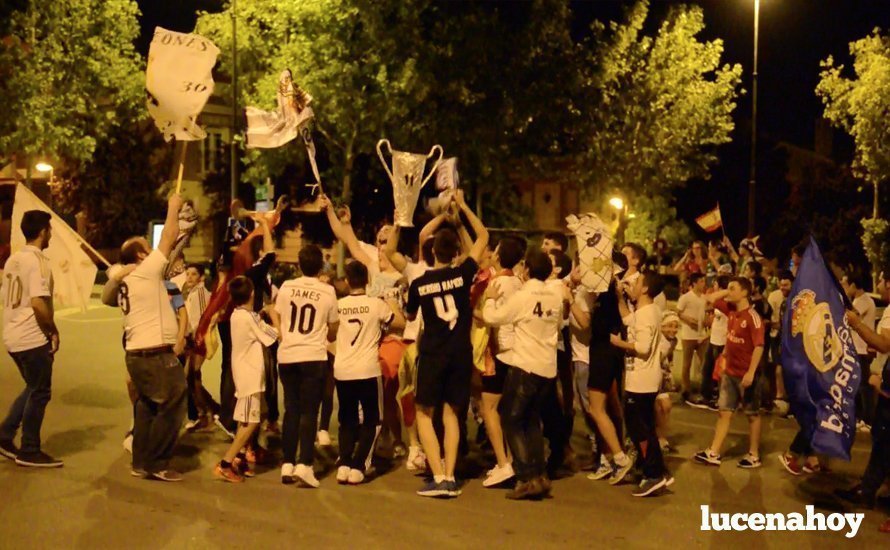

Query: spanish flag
(695, 204), (723, 233)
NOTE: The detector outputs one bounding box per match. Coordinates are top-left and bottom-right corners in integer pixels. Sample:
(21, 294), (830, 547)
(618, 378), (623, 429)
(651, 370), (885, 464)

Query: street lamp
(35, 161), (55, 208)
(609, 197), (624, 211)
(747, 0), (761, 237)
(609, 196), (628, 245)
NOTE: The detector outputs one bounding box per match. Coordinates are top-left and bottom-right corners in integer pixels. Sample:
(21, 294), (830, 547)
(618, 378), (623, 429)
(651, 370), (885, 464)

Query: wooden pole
(174, 141), (188, 195)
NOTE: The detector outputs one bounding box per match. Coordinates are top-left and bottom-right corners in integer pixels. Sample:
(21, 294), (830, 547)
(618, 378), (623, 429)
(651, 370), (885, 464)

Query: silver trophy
(376, 139), (444, 227)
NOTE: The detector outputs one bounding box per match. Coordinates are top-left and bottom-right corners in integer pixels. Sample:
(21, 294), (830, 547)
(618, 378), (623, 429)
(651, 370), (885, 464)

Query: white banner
(435, 157), (459, 192)
(146, 27), (220, 142)
(245, 69), (315, 149)
(11, 185), (97, 311)
(566, 213), (614, 294)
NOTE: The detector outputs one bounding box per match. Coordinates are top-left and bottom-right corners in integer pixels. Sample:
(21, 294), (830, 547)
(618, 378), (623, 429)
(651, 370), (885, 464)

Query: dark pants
(185, 359), (219, 421)
(336, 377), (381, 472)
(855, 354), (875, 426)
(499, 367), (552, 482)
(280, 361), (326, 466)
(789, 427), (813, 456)
(541, 372), (569, 472)
(625, 391), (667, 480)
(319, 354), (335, 431)
(862, 396), (890, 496)
(217, 320), (236, 432)
(701, 344), (723, 401)
(125, 351), (187, 474)
(263, 344), (280, 423)
(0, 344), (54, 455)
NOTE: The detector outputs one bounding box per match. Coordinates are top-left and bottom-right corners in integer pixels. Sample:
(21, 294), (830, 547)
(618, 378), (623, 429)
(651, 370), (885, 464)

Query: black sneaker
(834, 486), (876, 509)
(685, 394), (709, 409)
(632, 476), (667, 497)
(15, 451), (63, 468)
(705, 400), (719, 412)
(0, 439), (18, 460)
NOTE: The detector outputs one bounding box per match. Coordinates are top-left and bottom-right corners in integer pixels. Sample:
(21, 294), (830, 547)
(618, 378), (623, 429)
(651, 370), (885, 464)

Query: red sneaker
(879, 518), (890, 533)
(214, 463), (244, 483)
(778, 452), (802, 476)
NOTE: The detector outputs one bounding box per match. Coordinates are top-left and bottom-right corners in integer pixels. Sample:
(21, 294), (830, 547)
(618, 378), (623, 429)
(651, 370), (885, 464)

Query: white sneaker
(347, 469), (365, 485)
(122, 433), (133, 454)
(406, 446), (426, 471)
(336, 465), (350, 484)
(316, 430), (332, 447)
(281, 463), (296, 485)
(294, 463), (320, 488)
(482, 463), (515, 488)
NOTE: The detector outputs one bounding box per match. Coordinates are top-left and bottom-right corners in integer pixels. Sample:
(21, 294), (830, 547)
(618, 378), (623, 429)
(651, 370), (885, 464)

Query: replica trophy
(376, 139), (444, 227)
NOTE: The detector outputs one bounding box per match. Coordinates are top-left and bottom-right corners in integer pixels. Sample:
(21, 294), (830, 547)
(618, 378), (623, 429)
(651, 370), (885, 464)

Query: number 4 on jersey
(433, 294), (458, 330)
(533, 302), (543, 317)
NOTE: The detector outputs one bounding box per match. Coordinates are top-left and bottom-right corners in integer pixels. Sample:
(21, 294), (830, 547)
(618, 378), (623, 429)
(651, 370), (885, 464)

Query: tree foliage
(0, 0), (144, 167)
(817, 29), (890, 216)
(624, 193), (693, 255)
(580, 0), (743, 197)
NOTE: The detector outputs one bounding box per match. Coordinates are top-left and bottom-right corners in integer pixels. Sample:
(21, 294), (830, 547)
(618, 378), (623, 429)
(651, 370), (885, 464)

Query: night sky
(135, 0), (890, 240)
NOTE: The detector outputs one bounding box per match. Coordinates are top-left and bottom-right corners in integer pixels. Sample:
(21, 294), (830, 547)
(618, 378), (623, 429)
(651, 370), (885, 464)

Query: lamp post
(35, 161), (54, 209)
(747, 0), (760, 237)
(609, 196), (627, 246)
(230, 0), (239, 203)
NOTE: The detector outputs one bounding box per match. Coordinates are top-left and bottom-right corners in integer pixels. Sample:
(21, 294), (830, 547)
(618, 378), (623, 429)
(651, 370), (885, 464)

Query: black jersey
(406, 257), (478, 356)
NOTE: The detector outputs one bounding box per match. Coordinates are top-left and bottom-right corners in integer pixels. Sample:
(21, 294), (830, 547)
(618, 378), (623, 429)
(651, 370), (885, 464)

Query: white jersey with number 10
(275, 276), (338, 364)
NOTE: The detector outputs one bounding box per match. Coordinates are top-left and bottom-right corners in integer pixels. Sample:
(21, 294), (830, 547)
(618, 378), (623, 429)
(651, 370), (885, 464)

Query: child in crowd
(656, 312), (680, 453)
(214, 276), (278, 483)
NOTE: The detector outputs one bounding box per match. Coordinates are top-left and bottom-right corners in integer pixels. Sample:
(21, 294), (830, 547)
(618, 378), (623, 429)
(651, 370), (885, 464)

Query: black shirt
(406, 257), (478, 356)
(589, 280), (624, 362)
(245, 252), (276, 313)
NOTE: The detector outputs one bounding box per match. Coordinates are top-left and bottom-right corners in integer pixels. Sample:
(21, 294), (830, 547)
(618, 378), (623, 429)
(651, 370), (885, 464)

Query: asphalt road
(0, 300), (887, 549)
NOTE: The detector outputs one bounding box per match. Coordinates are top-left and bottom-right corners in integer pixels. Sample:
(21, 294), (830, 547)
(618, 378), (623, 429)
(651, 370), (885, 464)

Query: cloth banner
(146, 27), (220, 142)
(435, 157), (459, 192)
(695, 204), (723, 233)
(781, 237), (860, 460)
(10, 184), (97, 311)
(566, 213), (613, 294)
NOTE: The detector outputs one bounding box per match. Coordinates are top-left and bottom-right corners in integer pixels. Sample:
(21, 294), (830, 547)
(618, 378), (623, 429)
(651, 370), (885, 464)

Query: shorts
(379, 336), (407, 380)
(482, 357), (511, 395)
(233, 392), (263, 424)
(415, 351), (473, 410)
(718, 374), (762, 416)
(588, 346), (624, 392)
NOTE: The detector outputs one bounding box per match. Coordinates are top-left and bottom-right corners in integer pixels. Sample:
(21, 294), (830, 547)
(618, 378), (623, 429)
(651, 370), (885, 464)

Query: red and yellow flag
(695, 204), (723, 233)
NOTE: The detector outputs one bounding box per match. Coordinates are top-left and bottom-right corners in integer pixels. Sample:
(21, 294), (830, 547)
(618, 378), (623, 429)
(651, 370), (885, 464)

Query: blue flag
(781, 237), (861, 460)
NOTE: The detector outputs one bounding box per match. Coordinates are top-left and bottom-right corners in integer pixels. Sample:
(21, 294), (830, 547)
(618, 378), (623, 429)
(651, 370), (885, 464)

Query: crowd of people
(0, 191), (888, 528)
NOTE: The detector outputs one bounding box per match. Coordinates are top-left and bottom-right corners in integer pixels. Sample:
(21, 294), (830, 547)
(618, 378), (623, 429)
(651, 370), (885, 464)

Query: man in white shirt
(334, 261), (404, 485)
(478, 236), (525, 488)
(117, 193), (187, 481)
(0, 211), (62, 468)
(612, 271), (671, 497)
(678, 273), (709, 401)
(482, 250), (564, 500)
(270, 244), (339, 488)
(843, 271), (877, 428)
(688, 275), (731, 410)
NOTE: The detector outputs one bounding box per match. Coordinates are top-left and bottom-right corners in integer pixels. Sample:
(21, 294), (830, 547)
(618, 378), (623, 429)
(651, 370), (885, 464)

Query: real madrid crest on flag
(566, 213), (614, 294)
(781, 237), (861, 460)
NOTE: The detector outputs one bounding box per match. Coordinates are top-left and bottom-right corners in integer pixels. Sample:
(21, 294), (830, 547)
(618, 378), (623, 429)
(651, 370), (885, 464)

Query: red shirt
(715, 299), (765, 377)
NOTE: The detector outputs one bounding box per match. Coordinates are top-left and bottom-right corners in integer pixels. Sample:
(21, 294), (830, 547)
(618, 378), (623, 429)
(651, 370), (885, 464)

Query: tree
(195, 0), (583, 229)
(624, 194), (693, 255)
(0, 0), (144, 169)
(580, 1), (743, 197)
(817, 29), (890, 219)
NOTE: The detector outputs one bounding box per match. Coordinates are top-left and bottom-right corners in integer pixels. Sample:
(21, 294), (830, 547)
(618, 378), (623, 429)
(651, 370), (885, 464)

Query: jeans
(789, 428), (813, 457)
(862, 396), (890, 495)
(279, 361), (326, 466)
(263, 344), (280, 423)
(217, 320), (236, 432)
(701, 344), (723, 401)
(319, 354), (335, 432)
(541, 371), (569, 471)
(0, 344), (53, 455)
(125, 351), (187, 473)
(499, 367), (552, 482)
(336, 377), (382, 472)
(625, 391), (667, 479)
(573, 361), (597, 440)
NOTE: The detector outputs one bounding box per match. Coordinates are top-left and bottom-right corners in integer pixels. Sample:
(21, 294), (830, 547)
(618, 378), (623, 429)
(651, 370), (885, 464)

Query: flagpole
(174, 141), (188, 195)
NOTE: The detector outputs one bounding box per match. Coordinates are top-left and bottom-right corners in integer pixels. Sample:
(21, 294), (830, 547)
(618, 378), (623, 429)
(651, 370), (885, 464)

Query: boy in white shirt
(482, 250), (565, 500)
(612, 271), (672, 497)
(214, 277), (278, 483)
(270, 245), (339, 488)
(678, 273), (709, 402)
(334, 261), (405, 485)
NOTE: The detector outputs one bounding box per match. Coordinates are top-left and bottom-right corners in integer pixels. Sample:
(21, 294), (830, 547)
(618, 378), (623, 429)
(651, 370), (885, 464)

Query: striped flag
(695, 204), (723, 233)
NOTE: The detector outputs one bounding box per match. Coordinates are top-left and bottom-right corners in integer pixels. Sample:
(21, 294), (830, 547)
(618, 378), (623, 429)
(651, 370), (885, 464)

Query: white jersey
(623, 303), (662, 394)
(230, 307), (278, 398)
(710, 309), (728, 346)
(545, 278), (569, 352)
(677, 290), (708, 341)
(2, 245), (53, 353)
(121, 250), (178, 351)
(401, 261), (428, 341)
(872, 307), (890, 375)
(334, 294), (394, 381)
(275, 276), (338, 363)
(570, 288), (592, 364)
(767, 289), (785, 338)
(185, 284), (210, 335)
(482, 279), (562, 378)
(851, 293), (876, 356)
(491, 273), (523, 364)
